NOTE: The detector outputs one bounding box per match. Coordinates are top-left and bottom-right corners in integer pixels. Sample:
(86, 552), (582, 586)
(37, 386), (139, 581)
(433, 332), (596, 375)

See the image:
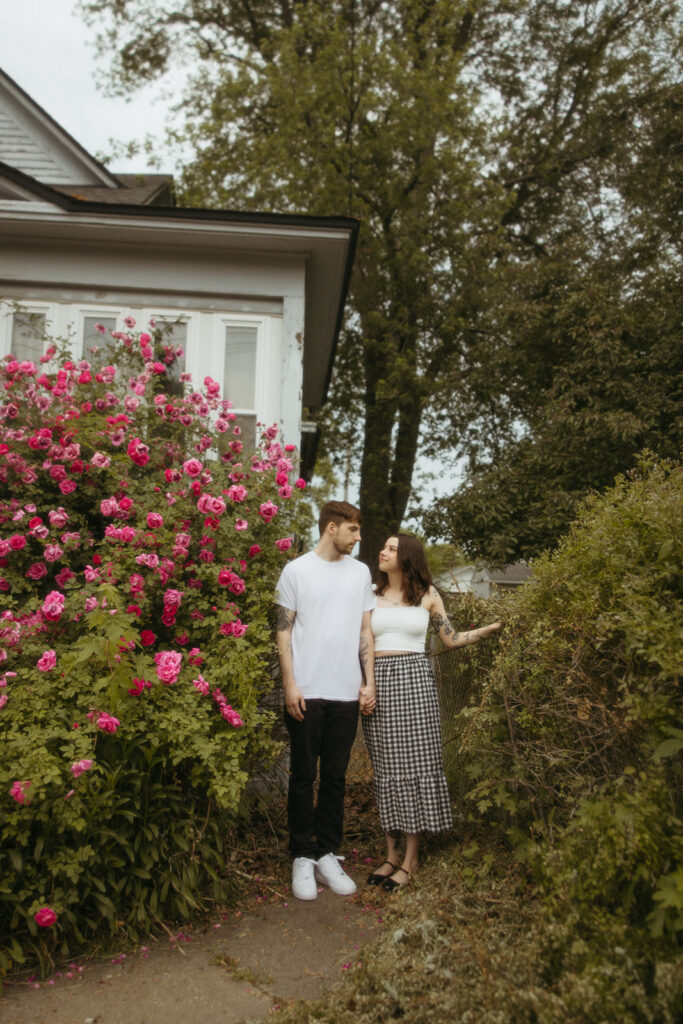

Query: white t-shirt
(275, 551), (375, 701)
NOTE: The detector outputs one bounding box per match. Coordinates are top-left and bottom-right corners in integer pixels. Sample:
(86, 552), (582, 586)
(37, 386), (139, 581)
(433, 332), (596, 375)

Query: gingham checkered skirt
(362, 653), (453, 833)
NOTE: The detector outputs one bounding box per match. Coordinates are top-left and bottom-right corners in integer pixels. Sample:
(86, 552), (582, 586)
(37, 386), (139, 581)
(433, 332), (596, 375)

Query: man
(275, 500), (376, 901)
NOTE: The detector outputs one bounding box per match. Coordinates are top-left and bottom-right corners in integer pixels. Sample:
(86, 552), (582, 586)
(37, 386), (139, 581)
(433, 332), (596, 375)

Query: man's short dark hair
(318, 500), (362, 536)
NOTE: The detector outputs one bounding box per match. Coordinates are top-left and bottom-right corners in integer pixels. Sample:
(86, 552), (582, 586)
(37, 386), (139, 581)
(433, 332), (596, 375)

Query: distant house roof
(488, 562), (532, 584)
(434, 561), (532, 594)
(53, 174), (176, 207)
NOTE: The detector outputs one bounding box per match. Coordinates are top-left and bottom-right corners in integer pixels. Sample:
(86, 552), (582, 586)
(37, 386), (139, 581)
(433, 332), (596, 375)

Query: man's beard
(333, 538), (354, 555)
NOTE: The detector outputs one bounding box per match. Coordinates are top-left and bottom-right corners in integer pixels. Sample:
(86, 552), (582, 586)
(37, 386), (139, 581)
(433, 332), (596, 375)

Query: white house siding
(0, 72), (114, 187)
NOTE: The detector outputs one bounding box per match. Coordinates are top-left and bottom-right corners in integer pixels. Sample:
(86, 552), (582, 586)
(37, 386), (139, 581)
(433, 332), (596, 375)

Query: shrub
(0, 319), (310, 973)
(453, 457), (682, 1008)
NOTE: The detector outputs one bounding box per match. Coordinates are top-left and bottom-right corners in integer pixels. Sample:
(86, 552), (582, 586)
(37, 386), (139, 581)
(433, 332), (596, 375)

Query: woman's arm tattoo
(430, 611), (454, 636)
(275, 605), (296, 632)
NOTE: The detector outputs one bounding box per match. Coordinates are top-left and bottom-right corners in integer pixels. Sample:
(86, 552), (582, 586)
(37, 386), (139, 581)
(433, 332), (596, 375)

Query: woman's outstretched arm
(425, 586), (501, 649)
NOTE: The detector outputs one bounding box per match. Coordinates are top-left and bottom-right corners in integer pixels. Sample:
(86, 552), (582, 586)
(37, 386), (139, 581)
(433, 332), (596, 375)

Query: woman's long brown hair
(375, 534), (433, 606)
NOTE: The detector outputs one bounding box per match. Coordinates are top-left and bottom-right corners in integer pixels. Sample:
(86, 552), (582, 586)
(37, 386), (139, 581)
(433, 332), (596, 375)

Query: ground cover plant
(0, 317), (310, 975)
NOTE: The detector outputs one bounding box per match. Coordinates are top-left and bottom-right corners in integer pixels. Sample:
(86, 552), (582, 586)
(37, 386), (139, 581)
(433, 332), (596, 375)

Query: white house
(0, 69), (358, 477)
(434, 561), (532, 599)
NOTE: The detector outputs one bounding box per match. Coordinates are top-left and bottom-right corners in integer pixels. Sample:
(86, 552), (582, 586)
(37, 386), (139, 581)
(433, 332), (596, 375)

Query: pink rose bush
(0, 319), (311, 971)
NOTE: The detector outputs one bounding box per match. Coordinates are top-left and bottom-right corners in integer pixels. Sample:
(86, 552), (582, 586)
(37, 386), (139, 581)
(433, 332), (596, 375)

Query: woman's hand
(360, 682), (376, 716)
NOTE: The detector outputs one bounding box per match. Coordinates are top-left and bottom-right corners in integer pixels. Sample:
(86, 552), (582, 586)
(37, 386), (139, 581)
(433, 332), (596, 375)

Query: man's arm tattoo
(359, 633), (370, 671)
(275, 605), (296, 631)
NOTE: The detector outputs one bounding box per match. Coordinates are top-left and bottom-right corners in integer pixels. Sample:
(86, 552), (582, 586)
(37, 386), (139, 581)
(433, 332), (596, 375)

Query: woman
(362, 534), (501, 891)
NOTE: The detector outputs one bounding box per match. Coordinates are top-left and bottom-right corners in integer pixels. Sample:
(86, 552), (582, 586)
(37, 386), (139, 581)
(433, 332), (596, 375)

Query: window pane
(83, 316), (117, 367)
(233, 413), (257, 449)
(155, 319), (187, 381)
(11, 312), (46, 363)
(224, 325), (256, 410)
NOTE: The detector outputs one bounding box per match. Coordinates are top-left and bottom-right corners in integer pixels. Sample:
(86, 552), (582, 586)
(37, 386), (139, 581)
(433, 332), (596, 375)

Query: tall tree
(80, 0), (682, 566)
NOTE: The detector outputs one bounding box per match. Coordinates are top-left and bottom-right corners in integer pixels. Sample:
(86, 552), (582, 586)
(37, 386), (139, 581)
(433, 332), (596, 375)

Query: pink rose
(146, 512), (164, 528)
(219, 619), (248, 638)
(41, 591), (65, 621)
(234, 519), (248, 532)
(129, 574), (145, 593)
(226, 485), (247, 502)
(248, 545), (261, 558)
(135, 553), (159, 568)
(258, 501), (278, 522)
(49, 507), (69, 527)
(275, 537), (293, 552)
(10, 779), (31, 804)
(154, 650), (183, 685)
(37, 649), (57, 672)
(163, 589), (183, 610)
(127, 437), (150, 467)
(295, 478), (306, 489)
(193, 675), (210, 696)
(55, 567), (76, 588)
(8, 534), (26, 551)
(96, 712), (120, 733)
(70, 759), (93, 778)
(26, 562), (48, 580)
(100, 497), (118, 516)
(91, 452), (111, 468)
(59, 479), (77, 494)
(43, 544), (63, 563)
(34, 907), (57, 928)
(182, 458), (203, 477)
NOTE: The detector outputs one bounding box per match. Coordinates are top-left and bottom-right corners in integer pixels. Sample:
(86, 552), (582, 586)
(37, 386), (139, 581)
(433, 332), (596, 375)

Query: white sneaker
(292, 857), (318, 901)
(314, 854), (358, 896)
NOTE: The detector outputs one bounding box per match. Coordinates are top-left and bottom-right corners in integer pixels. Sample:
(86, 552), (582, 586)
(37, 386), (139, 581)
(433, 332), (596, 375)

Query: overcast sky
(0, 0), (177, 172)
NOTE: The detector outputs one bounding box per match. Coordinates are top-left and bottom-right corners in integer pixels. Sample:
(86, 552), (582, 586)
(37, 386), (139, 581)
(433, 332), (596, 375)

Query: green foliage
(79, 0), (683, 566)
(447, 457), (682, 987)
(423, 249), (683, 562)
(0, 321), (310, 974)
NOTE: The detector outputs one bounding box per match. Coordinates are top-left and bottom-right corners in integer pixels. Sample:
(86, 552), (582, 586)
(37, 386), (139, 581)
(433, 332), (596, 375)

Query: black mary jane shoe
(382, 867), (412, 892)
(366, 860), (399, 886)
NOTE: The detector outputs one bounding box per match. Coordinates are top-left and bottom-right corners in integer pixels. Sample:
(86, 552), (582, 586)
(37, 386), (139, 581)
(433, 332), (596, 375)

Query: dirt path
(0, 863), (384, 1024)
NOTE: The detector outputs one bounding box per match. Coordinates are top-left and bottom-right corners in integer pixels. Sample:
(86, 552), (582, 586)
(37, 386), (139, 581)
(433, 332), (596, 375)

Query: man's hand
(359, 682), (376, 716)
(284, 683), (307, 721)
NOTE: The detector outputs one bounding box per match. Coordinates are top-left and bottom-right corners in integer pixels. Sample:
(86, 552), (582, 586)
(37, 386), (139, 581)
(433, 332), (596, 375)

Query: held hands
(359, 682), (376, 716)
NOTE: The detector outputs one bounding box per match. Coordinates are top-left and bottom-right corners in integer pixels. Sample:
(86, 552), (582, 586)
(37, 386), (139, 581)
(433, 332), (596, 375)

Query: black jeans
(284, 698), (359, 859)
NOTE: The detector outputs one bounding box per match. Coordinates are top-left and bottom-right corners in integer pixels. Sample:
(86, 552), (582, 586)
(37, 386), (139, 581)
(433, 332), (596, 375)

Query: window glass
(11, 312), (46, 363)
(155, 319), (187, 389)
(232, 413), (257, 450)
(83, 316), (117, 367)
(224, 325), (256, 410)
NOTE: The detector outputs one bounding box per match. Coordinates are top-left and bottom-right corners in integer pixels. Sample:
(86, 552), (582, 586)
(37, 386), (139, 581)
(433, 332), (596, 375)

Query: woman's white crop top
(371, 605), (429, 653)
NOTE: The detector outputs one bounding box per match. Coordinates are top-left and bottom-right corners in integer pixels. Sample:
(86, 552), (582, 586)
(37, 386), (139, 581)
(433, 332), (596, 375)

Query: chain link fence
(258, 592), (500, 803)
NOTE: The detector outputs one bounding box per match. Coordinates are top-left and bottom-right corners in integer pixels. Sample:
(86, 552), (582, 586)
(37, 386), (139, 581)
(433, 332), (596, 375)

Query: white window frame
(0, 300), (283, 430)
